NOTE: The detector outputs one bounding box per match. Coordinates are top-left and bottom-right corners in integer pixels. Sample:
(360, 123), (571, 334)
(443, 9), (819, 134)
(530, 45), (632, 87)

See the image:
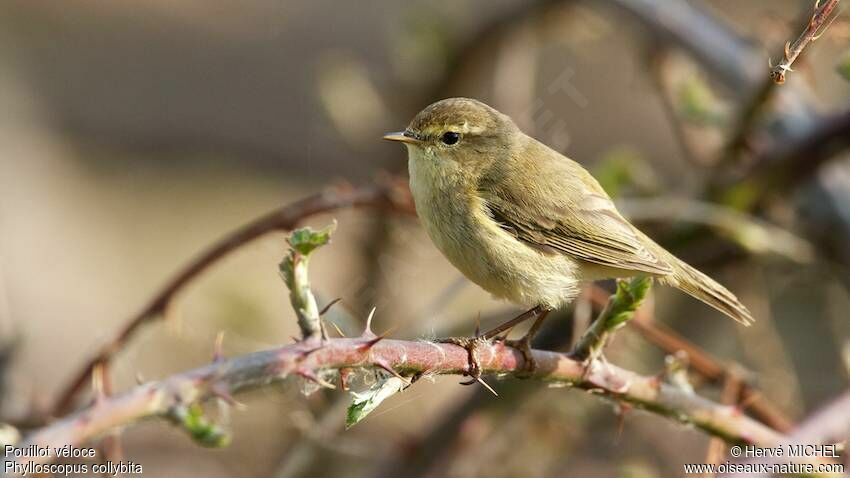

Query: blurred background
(1, 0), (849, 476)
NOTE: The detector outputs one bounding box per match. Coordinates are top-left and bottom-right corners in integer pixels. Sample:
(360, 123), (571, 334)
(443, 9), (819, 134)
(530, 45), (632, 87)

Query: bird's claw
(503, 335), (537, 377)
(437, 336), (488, 382)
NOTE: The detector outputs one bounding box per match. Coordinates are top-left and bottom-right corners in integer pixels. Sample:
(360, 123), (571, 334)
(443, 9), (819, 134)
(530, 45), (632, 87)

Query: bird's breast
(408, 154), (580, 308)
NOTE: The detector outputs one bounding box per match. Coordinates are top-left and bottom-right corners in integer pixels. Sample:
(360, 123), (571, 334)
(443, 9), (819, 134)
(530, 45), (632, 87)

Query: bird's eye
(441, 131), (460, 145)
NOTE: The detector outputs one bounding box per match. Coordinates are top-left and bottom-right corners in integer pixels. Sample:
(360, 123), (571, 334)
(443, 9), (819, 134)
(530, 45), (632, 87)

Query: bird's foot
(497, 308), (550, 378)
(436, 336), (495, 393)
(502, 334), (537, 378)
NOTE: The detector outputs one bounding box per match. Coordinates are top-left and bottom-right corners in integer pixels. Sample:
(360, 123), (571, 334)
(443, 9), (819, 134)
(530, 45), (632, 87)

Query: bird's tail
(659, 253), (754, 325)
(639, 232), (754, 325)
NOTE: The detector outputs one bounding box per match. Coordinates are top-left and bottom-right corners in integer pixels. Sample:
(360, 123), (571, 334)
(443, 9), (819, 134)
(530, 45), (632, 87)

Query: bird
(383, 98), (752, 369)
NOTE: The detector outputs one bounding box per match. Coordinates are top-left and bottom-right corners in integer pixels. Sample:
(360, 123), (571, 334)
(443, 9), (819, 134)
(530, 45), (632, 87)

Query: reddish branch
(51, 179), (415, 416)
(16, 337), (785, 470)
(769, 0), (841, 85)
(586, 286), (794, 432)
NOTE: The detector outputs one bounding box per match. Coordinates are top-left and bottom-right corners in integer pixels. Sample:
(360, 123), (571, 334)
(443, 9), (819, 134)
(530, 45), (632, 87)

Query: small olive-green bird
(384, 98), (753, 326)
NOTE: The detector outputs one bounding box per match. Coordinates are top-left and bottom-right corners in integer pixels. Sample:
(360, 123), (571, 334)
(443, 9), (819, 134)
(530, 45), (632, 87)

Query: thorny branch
(14, 223), (841, 477)
(769, 0), (841, 85)
(720, 0), (841, 167)
(6, 337), (796, 470)
(51, 178), (415, 416)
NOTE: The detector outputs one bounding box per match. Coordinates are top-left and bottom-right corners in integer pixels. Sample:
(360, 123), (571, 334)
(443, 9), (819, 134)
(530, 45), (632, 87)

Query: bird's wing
(478, 139), (673, 275)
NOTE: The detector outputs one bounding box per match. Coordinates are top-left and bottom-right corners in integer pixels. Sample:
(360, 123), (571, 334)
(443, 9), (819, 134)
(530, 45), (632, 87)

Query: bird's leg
(437, 305), (545, 384)
(480, 305), (545, 340)
(503, 308), (550, 377)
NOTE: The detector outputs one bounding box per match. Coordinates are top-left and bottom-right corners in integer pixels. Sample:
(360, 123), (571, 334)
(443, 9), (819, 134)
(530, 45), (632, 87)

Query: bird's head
(384, 98), (519, 174)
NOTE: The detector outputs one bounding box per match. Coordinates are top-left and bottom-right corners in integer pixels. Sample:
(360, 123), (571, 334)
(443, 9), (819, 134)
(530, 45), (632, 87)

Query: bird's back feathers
(479, 135), (753, 325)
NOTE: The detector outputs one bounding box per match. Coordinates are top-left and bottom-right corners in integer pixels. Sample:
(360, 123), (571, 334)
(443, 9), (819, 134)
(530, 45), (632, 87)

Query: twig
(719, 0), (840, 168)
(280, 224), (337, 340)
(769, 0), (841, 85)
(586, 285), (795, 432)
(51, 179), (415, 416)
(570, 277), (651, 362)
(704, 372), (744, 476)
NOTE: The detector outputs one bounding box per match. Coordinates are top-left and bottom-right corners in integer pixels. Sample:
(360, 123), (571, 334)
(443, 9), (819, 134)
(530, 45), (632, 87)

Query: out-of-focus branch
(51, 179), (415, 417)
(723, 390), (850, 478)
(769, 0), (841, 85)
(734, 106), (850, 209)
(706, 373), (745, 472)
(617, 197), (814, 263)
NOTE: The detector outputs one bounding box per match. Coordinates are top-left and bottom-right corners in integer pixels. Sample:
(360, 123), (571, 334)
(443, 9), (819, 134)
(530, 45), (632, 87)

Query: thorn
(475, 376), (499, 396)
(212, 331), (225, 363)
(298, 343), (329, 360)
(319, 298), (342, 317)
(92, 362), (107, 404)
(329, 321), (346, 338)
(357, 334), (386, 352)
(135, 372), (146, 385)
(362, 306), (377, 338)
(379, 324), (400, 340)
(784, 41), (792, 59)
(339, 367), (354, 391)
(474, 312), (481, 338)
(211, 383), (246, 410)
(614, 401), (631, 442)
(357, 324), (398, 352)
(296, 369), (336, 389)
(373, 360), (411, 385)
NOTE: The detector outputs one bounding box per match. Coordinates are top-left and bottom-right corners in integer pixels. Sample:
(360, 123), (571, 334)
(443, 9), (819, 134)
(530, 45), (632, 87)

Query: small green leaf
(287, 222), (337, 256)
(346, 376), (407, 429)
(606, 277), (651, 329)
(171, 403), (231, 448)
(677, 75), (725, 127)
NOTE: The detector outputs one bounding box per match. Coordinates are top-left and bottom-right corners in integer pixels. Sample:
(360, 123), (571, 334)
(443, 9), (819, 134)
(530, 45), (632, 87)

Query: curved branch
(745, 107), (850, 205)
(14, 336), (783, 471)
(51, 179), (415, 416)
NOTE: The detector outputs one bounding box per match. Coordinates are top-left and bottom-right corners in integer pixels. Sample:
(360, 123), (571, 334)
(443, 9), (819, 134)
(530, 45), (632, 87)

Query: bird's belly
(413, 187), (580, 309)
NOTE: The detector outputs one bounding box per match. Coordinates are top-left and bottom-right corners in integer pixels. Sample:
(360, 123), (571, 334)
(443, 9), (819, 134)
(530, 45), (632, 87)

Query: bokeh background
(1, 0), (849, 476)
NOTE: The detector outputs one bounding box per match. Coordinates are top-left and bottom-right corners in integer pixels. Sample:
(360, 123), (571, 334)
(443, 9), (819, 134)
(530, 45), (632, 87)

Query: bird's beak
(383, 131), (421, 145)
